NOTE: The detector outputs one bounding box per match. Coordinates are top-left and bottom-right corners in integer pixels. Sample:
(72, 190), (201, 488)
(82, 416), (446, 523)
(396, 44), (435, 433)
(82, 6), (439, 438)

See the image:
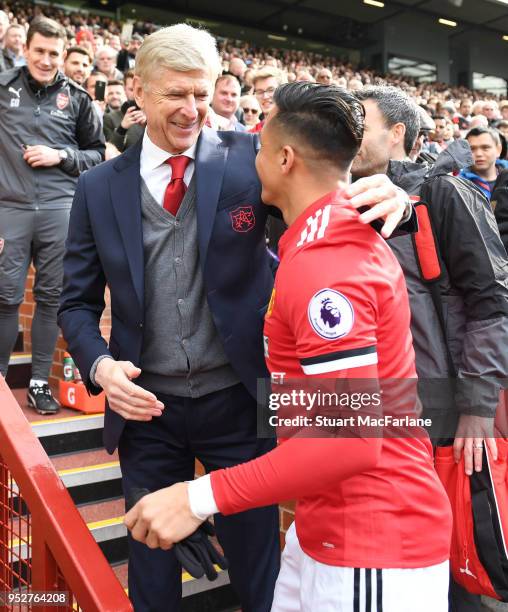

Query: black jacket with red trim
(387, 140), (508, 423)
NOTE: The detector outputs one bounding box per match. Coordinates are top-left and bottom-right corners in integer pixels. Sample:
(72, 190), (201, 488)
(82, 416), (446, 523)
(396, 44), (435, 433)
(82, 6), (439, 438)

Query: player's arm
(211, 252), (383, 514)
(124, 251), (384, 549)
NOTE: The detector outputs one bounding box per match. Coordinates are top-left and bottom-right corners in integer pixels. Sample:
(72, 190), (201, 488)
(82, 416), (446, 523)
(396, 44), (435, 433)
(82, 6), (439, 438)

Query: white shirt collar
(141, 130), (197, 172)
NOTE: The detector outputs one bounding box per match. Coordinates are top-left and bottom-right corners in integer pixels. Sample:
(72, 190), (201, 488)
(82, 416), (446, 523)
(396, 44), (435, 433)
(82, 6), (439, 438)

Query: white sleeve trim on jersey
(300, 345), (378, 375)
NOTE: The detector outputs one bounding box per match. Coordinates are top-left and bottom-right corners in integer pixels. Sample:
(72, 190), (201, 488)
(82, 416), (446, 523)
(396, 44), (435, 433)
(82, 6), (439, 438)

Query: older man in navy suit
(58, 24), (413, 612)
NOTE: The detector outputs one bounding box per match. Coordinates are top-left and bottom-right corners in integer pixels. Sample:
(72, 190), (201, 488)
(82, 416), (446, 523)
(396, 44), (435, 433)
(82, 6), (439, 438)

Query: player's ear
(280, 145), (295, 175)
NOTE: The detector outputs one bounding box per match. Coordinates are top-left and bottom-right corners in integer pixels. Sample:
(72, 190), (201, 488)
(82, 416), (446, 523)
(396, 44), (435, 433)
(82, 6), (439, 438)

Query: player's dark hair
(272, 82), (365, 171)
(27, 16), (66, 47)
(466, 126), (501, 146)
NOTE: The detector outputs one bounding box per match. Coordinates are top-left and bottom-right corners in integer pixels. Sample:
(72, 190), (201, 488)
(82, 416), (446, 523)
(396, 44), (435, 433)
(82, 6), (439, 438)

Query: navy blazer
(58, 128), (274, 452)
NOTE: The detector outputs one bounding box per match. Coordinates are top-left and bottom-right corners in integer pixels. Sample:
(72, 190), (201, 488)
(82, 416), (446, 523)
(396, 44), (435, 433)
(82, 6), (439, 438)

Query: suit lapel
(110, 140), (144, 311)
(195, 128), (227, 264)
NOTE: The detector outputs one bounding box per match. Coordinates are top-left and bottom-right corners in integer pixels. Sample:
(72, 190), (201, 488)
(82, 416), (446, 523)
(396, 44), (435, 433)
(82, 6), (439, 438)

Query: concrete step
(9, 387), (240, 610)
(32, 413), (104, 455)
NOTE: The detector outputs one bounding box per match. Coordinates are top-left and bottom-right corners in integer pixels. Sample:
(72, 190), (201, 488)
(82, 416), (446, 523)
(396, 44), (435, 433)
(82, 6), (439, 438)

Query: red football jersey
(211, 190), (452, 568)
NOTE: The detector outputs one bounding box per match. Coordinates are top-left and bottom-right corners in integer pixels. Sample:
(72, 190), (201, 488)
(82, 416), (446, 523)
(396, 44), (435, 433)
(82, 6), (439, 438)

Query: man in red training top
(125, 82), (452, 611)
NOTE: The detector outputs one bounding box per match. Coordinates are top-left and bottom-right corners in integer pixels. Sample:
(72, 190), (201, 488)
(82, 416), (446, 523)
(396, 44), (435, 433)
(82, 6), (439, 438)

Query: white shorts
(271, 523), (449, 612)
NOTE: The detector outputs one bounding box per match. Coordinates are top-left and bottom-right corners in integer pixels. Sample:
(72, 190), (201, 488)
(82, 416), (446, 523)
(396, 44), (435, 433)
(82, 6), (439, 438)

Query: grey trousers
(0, 206), (70, 380)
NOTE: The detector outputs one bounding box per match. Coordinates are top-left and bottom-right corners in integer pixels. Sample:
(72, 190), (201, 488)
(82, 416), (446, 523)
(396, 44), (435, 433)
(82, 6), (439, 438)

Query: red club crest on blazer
(230, 205), (256, 233)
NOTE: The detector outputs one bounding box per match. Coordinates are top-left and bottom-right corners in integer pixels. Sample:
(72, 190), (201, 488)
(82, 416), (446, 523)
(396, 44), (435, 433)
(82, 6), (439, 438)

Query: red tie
(163, 155), (191, 216)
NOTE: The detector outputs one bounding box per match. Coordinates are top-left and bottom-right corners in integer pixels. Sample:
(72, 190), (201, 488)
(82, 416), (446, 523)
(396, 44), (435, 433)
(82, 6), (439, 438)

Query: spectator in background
(95, 45), (123, 81)
(239, 94), (261, 128)
(335, 75), (347, 88)
(500, 101), (508, 122)
(316, 67), (332, 84)
(84, 71), (108, 120)
(295, 69), (314, 82)
(498, 120), (508, 141)
(108, 34), (122, 52)
(85, 72), (108, 100)
(439, 102), (455, 123)
(116, 33), (142, 73)
(460, 127), (507, 201)
(411, 106), (436, 161)
(251, 66), (285, 132)
(241, 67), (255, 94)
(470, 114), (489, 129)
(124, 69), (135, 100)
(75, 27), (94, 54)
(472, 100), (485, 116)
(105, 101), (145, 153)
(2, 24), (26, 69)
(429, 115), (447, 150)
(63, 46), (92, 85)
(105, 79), (126, 113)
(228, 56), (247, 83)
(458, 97), (473, 127)
(0, 10), (12, 72)
(442, 119), (455, 147)
(0, 16), (104, 415)
(211, 74), (245, 131)
(482, 100), (500, 126)
(103, 78), (145, 152)
(0, 10), (9, 49)
(348, 77), (363, 92)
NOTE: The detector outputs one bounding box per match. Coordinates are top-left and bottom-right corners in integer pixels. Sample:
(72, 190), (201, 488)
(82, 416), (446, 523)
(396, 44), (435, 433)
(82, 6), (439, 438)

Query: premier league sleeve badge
(307, 288), (354, 340)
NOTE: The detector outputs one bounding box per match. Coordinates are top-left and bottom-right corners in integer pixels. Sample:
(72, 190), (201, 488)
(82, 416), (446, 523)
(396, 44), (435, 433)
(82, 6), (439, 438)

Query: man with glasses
(250, 66), (285, 133)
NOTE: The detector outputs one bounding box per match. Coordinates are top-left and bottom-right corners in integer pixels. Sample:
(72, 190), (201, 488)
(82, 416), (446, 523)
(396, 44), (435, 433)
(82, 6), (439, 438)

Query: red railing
(0, 376), (132, 611)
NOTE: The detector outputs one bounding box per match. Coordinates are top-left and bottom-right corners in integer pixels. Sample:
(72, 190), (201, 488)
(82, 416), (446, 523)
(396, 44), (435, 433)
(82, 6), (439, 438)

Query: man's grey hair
(135, 23), (222, 86)
(356, 85), (420, 156)
(96, 45), (118, 59)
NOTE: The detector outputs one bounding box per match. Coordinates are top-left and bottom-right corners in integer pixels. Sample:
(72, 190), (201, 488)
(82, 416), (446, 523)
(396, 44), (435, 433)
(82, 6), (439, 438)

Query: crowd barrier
(0, 376), (132, 611)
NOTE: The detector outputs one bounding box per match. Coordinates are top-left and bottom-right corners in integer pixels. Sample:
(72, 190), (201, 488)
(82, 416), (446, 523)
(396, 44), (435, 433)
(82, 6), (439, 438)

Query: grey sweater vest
(137, 177), (239, 397)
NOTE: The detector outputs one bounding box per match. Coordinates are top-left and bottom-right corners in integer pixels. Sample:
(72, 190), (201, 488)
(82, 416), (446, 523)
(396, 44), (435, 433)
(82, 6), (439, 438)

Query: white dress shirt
(140, 131), (197, 206)
(139, 130), (216, 519)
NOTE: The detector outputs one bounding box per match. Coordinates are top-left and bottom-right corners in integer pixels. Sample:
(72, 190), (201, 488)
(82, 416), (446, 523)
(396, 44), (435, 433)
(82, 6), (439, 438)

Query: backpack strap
(411, 200), (457, 378)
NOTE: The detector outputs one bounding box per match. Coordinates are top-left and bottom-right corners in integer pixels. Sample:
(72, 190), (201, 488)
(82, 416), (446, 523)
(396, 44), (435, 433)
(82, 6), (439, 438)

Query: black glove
(125, 487), (229, 581)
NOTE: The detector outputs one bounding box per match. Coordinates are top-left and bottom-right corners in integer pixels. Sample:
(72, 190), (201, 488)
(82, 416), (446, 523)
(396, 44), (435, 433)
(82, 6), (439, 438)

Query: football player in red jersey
(126, 83), (452, 611)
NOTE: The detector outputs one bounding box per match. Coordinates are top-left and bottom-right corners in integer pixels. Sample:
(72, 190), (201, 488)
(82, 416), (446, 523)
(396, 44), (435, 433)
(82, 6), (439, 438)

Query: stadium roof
(112, 0), (508, 49)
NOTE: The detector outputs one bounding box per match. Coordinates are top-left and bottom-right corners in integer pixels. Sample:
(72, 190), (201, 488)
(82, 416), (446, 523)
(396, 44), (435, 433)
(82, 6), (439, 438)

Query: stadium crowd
(2, 0), (508, 173)
(2, 0), (508, 160)
(2, 3), (508, 612)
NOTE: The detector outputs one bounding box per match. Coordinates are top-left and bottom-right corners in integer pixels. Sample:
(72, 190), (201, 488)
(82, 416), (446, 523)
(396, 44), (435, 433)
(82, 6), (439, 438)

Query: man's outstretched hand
(95, 358), (164, 421)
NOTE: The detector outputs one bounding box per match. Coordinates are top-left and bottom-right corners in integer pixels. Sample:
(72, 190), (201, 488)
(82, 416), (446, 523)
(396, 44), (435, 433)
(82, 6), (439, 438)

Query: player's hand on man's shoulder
(345, 174), (411, 239)
(95, 358), (164, 421)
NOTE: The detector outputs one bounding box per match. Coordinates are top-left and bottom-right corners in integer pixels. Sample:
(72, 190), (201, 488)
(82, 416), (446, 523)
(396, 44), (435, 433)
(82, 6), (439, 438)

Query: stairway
(10, 387), (241, 612)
